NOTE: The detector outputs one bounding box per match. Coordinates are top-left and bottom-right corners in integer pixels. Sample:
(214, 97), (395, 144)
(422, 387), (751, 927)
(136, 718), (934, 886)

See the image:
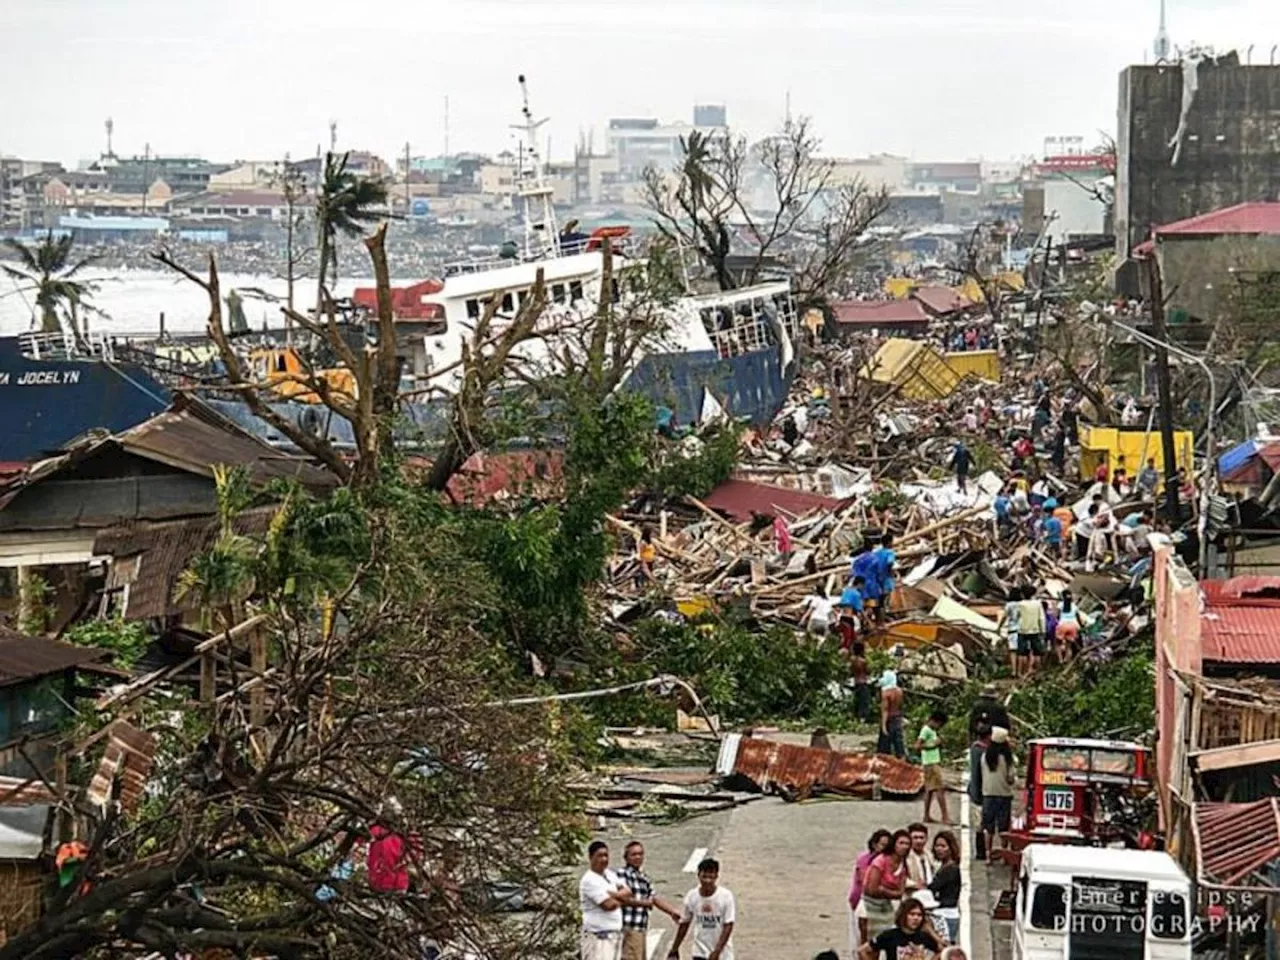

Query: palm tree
(314, 151), (388, 312)
(1, 231), (101, 336)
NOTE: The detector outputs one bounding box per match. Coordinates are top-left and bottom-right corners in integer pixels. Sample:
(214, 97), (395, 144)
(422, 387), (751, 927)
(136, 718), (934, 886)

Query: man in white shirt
(669, 858), (736, 960)
(580, 841), (632, 960)
(802, 591), (835, 637)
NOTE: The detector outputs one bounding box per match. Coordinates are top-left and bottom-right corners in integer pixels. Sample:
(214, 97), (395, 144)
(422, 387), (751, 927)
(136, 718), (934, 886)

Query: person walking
(928, 831), (962, 945)
(580, 841), (631, 960)
(917, 711), (951, 824)
(1001, 588), (1023, 675)
(968, 684), (1009, 740)
(849, 830), (893, 959)
(617, 842), (681, 960)
(879, 670), (906, 758)
(981, 728), (1017, 865)
(861, 830), (911, 942)
(872, 534), (898, 622)
(858, 897), (945, 959)
(668, 858), (735, 960)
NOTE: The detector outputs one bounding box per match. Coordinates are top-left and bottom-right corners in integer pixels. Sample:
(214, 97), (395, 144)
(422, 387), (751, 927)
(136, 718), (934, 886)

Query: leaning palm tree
(1, 231), (102, 336)
(314, 151), (388, 312)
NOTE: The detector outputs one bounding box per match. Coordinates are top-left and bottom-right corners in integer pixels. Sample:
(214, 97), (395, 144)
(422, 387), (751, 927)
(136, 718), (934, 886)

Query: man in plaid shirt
(617, 841), (681, 960)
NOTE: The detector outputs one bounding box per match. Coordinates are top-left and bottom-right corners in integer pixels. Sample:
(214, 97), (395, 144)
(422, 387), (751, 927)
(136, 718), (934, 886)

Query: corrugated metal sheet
(702, 479), (845, 522)
(0, 627), (109, 687)
(94, 506), (277, 620)
(831, 301), (929, 327)
(722, 734), (923, 797)
(86, 721), (156, 816)
(911, 285), (970, 317)
(860, 339), (960, 401)
(1200, 577), (1280, 664)
(1193, 799), (1280, 885)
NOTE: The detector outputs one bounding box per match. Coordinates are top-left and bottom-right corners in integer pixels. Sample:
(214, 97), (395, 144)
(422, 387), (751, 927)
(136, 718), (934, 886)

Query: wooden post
(1147, 253), (1182, 523)
(199, 651), (216, 704)
(16, 564), (32, 631)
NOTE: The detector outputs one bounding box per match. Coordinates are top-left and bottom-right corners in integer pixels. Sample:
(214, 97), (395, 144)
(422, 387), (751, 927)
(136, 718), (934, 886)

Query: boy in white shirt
(669, 858), (736, 960)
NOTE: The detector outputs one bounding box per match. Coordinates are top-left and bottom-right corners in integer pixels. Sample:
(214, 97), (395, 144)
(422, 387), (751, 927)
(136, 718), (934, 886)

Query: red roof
(911, 285), (971, 317)
(1137, 202), (1280, 256)
(701, 479), (845, 521)
(831, 300), (929, 326)
(1199, 577), (1280, 663)
(1194, 799), (1280, 885)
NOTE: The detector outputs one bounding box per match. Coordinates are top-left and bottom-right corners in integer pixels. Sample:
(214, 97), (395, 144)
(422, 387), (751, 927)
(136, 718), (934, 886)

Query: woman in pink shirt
(849, 829), (892, 957)
(862, 829), (912, 942)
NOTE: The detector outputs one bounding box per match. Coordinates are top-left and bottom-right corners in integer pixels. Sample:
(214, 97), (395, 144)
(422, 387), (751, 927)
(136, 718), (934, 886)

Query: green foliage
(599, 617), (853, 728)
(16, 570), (52, 634)
(65, 617), (152, 669)
(867, 486), (908, 513)
(649, 425), (741, 499)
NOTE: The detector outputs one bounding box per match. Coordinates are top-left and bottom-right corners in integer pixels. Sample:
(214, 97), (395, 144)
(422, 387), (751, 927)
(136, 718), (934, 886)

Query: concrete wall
(1116, 59), (1280, 260)
(1155, 234), (1280, 322)
(1042, 177), (1109, 243)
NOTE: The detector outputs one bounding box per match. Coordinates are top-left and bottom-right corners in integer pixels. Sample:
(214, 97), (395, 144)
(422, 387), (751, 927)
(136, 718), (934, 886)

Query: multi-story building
(824, 154), (907, 193)
(0, 158), (63, 228)
(1115, 55), (1280, 267)
(906, 161), (983, 194)
(605, 106), (729, 179)
(94, 155), (227, 195)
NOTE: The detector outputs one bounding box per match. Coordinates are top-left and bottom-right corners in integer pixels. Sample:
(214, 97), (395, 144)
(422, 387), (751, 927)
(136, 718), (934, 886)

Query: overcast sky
(6, 0), (1280, 168)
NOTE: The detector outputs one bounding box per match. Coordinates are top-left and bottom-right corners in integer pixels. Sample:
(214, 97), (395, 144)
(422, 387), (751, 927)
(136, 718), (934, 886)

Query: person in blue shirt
(840, 576), (866, 615)
(871, 534), (897, 623)
(851, 549), (882, 616)
(993, 488), (1012, 537)
(1041, 510), (1064, 559)
(952, 440), (973, 494)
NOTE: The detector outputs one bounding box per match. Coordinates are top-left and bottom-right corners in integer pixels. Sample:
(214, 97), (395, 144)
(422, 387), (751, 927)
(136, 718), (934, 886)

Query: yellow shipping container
(1078, 424), (1194, 479)
(882, 276), (915, 299)
(860, 338), (960, 400)
(944, 349), (1000, 383)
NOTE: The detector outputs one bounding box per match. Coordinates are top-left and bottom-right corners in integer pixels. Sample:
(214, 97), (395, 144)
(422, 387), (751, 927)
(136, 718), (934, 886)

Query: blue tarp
(1218, 438), (1258, 478)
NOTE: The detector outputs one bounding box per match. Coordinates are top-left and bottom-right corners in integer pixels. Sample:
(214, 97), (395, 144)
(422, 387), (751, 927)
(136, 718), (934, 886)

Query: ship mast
(511, 74), (559, 261)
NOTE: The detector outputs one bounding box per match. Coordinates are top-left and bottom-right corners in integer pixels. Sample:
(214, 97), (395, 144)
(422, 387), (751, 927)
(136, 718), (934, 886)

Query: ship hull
(0, 338), (172, 461)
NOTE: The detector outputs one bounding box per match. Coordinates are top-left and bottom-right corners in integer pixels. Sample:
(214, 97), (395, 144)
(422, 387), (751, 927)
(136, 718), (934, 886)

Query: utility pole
(1146, 252), (1181, 522)
(404, 141), (411, 217)
(444, 95), (450, 159)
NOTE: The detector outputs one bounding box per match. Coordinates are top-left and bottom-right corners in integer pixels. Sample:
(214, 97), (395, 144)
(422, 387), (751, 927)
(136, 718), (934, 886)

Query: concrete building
(95, 155), (226, 195)
(1137, 201), (1280, 324)
(907, 161), (982, 193)
(207, 161), (286, 190)
(1023, 153), (1114, 244)
(693, 104), (727, 128)
(170, 189), (296, 221)
(605, 115), (727, 179)
(1, 159), (63, 228)
(825, 155), (906, 193)
(1115, 55), (1280, 266)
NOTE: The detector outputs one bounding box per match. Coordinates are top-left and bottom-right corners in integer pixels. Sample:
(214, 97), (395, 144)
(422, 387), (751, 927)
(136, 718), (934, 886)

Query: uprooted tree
(2, 467), (584, 960)
(643, 117), (890, 308)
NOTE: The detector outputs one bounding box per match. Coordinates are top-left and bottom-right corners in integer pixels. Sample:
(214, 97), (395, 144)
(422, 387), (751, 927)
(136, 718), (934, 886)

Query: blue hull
(0, 338), (171, 461)
(0, 338), (791, 461)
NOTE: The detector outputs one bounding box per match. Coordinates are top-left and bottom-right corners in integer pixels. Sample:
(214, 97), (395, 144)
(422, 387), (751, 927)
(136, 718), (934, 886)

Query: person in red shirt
(1094, 461), (1109, 485)
(367, 823), (411, 893)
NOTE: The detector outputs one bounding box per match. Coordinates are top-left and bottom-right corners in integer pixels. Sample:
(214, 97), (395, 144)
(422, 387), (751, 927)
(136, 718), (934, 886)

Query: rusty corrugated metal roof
(86, 721), (156, 816)
(702, 479), (846, 522)
(726, 735), (923, 798)
(1200, 578), (1280, 664)
(1193, 799), (1280, 885)
(0, 627), (109, 687)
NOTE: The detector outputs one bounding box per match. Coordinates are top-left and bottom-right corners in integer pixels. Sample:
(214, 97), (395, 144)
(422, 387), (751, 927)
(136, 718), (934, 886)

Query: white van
(1013, 844), (1191, 960)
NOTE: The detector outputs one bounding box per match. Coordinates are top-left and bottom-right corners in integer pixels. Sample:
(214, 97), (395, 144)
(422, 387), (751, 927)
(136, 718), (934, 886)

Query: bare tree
(274, 158), (315, 316)
(645, 118), (888, 305)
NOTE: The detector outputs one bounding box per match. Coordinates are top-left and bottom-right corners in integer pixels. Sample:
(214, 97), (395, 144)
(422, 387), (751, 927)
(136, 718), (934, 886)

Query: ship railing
(442, 236), (641, 278)
(18, 330), (116, 362)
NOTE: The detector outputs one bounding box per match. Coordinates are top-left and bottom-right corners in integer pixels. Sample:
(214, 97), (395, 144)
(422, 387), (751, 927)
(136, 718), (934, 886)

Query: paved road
(591, 791), (997, 959)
